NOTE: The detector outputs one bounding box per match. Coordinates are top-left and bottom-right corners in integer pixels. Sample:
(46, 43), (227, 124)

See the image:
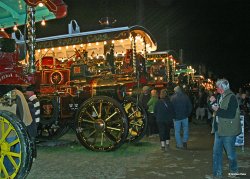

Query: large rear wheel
(75, 96), (128, 151)
(0, 110), (33, 179)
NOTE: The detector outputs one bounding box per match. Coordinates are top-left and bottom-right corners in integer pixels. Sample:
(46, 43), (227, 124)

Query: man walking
(170, 86), (192, 149)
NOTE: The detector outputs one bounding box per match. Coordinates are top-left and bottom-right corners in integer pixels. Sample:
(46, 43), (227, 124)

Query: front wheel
(75, 96), (128, 151)
(0, 110), (33, 179)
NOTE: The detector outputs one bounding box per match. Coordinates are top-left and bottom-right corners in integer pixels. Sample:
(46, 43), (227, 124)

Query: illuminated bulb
(1, 27), (4, 32)
(104, 41), (107, 45)
(38, 3), (44, 7)
(96, 42), (99, 45)
(41, 19), (46, 26)
(112, 40), (115, 44)
(88, 43), (91, 46)
(80, 44), (83, 47)
(66, 46), (69, 49)
(120, 39), (123, 43)
(38, 49), (41, 52)
(58, 47), (61, 50)
(52, 48), (54, 51)
(73, 45), (76, 48)
(13, 23), (18, 31)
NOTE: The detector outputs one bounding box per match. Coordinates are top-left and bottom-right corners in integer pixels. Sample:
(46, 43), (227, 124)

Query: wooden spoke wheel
(0, 110), (33, 179)
(37, 122), (70, 140)
(123, 97), (148, 143)
(37, 96), (70, 140)
(39, 96), (59, 126)
(75, 96), (128, 151)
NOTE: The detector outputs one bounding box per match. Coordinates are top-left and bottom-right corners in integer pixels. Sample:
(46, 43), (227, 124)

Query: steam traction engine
(27, 24), (157, 151)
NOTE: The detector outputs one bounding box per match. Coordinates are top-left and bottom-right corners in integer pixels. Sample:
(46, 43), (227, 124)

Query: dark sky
(36, 0), (250, 91)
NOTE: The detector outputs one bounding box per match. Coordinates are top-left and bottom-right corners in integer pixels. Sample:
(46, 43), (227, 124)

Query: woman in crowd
(154, 89), (175, 151)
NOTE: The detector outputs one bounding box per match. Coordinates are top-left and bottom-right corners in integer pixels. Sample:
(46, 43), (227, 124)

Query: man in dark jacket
(209, 79), (241, 178)
(170, 86), (192, 149)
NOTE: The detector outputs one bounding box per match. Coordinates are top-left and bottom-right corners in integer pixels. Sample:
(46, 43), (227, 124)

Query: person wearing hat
(139, 86), (151, 112)
(170, 86), (193, 149)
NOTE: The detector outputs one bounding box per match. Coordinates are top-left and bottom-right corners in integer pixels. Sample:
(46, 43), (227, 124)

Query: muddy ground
(27, 121), (250, 179)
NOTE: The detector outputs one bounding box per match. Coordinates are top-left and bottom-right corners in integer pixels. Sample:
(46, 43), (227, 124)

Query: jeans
(173, 118), (189, 147)
(213, 132), (238, 177)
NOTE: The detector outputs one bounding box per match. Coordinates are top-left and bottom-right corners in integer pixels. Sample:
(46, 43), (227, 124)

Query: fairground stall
(0, 0), (67, 178)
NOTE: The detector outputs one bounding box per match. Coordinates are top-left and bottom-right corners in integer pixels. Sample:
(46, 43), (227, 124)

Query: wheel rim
(123, 97), (147, 143)
(37, 123), (70, 140)
(76, 96), (128, 151)
(0, 116), (21, 179)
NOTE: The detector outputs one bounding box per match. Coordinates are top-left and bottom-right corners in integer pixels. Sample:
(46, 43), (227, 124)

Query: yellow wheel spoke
(128, 110), (137, 118)
(98, 102), (103, 118)
(8, 138), (20, 147)
(101, 132), (104, 146)
(86, 130), (96, 138)
(0, 126), (12, 144)
(130, 121), (143, 127)
(92, 105), (99, 118)
(104, 111), (118, 122)
(85, 111), (96, 121)
(82, 119), (95, 124)
(7, 155), (19, 169)
(106, 126), (121, 131)
(1, 120), (5, 136)
(0, 159), (9, 178)
(6, 151), (21, 158)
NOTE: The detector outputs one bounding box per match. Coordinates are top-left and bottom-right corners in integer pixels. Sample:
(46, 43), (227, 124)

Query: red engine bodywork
(0, 40), (34, 86)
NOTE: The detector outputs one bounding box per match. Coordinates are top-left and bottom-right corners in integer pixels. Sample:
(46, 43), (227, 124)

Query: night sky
(35, 0), (250, 91)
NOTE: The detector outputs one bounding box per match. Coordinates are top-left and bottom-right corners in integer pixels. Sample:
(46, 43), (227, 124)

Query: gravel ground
(27, 122), (250, 179)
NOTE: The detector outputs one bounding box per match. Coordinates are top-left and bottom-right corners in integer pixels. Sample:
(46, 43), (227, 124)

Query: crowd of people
(139, 84), (193, 151)
(139, 78), (248, 178)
